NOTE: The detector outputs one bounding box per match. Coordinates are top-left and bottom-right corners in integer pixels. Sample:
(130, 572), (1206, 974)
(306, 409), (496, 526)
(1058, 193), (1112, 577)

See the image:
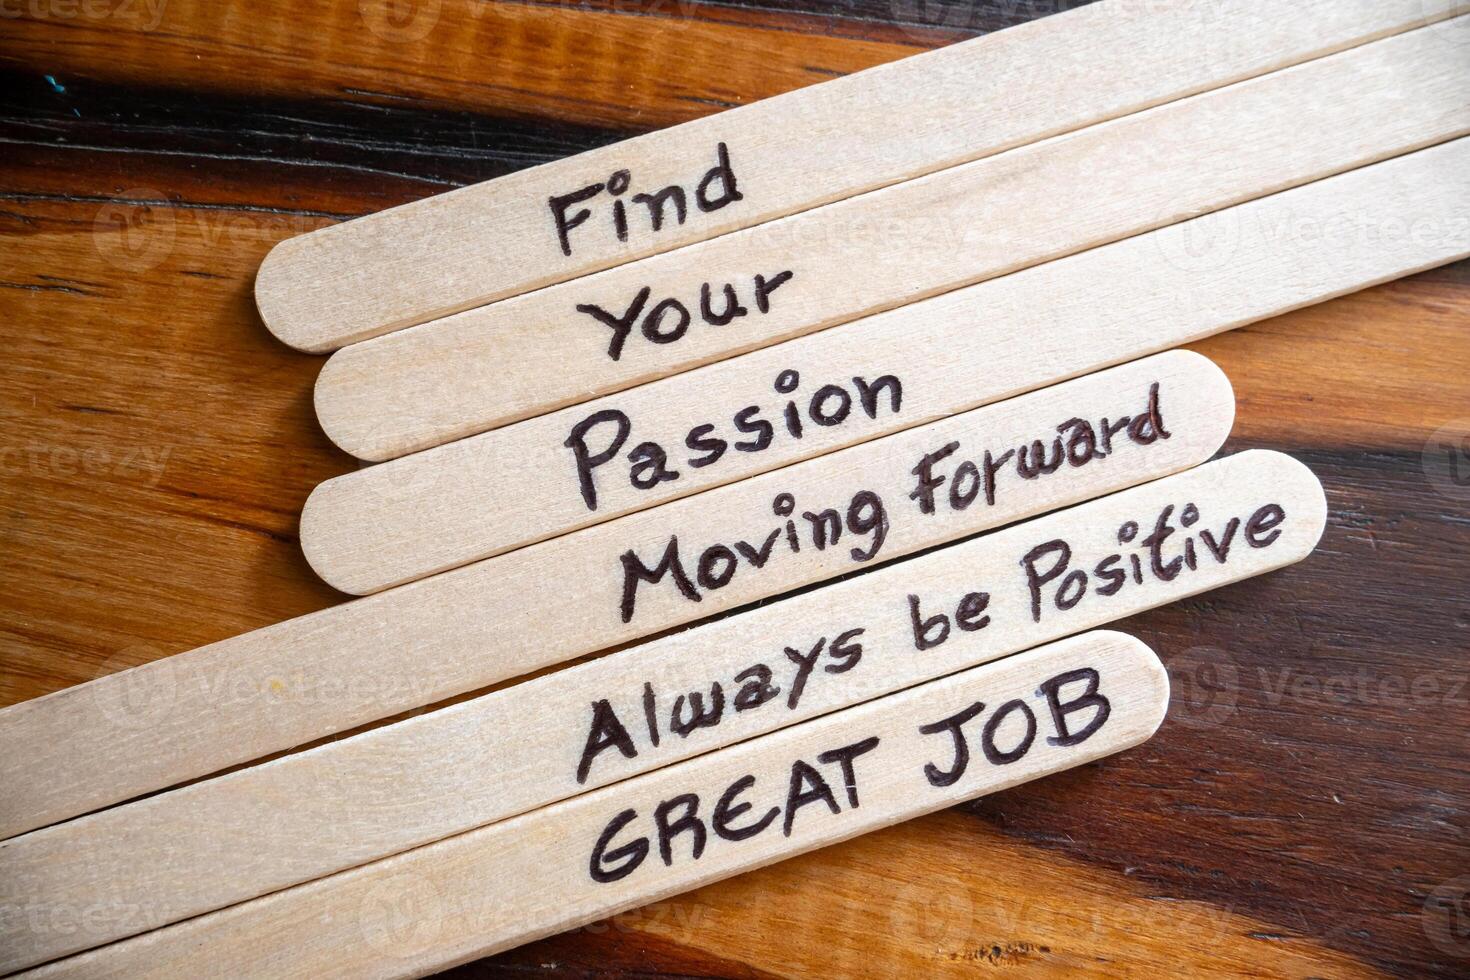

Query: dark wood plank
(0, 0), (924, 130)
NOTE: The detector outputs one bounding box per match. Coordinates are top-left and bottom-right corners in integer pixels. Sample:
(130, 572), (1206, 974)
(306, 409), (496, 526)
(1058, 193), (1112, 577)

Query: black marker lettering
(713, 775), (778, 841)
(565, 409), (630, 511)
(589, 808), (646, 883)
(576, 287), (650, 362)
(918, 700), (986, 787)
(549, 182), (604, 257)
(576, 699), (638, 785)
(1039, 667), (1111, 746)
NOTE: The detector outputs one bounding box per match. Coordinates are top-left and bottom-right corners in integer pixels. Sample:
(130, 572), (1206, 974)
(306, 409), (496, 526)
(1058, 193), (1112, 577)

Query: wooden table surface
(2, 1), (1468, 976)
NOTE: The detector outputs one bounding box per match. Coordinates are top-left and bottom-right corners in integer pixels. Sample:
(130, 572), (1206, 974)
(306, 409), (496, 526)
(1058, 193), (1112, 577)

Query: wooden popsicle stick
(20, 630), (1169, 979)
(302, 136), (1470, 596)
(253, 0), (1465, 353)
(0, 352), (1226, 845)
(0, 449), (1323, 970)
(315, 20), (1470, 462)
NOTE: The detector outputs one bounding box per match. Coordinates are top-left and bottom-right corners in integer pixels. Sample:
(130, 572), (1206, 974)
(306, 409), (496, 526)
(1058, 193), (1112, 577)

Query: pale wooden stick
(315, 20), (1470, 462)
(0, 450), (1325, 970)
(255, 0), (1467, 353)
(302, 136), (1470, 595)
(5, 136), (1466, 843)
(21, 631), (1169, 979)
(0, 352), (1224, 845)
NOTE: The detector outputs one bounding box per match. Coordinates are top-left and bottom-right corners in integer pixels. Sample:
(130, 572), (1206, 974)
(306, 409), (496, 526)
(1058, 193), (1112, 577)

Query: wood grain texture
(313, 22), (1470, 461)
(243, 0), (1464, 351)
(1, 1), (1468, 976)
(0, 352), (1230, 842)
(301, 139), (1470, 594)
(20, 631), (1171, 979)
(0, 0), (921, 132)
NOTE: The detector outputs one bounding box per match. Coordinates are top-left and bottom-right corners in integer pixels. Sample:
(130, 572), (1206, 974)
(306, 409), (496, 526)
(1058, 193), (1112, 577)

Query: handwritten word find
(549, 143), (743, 258)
